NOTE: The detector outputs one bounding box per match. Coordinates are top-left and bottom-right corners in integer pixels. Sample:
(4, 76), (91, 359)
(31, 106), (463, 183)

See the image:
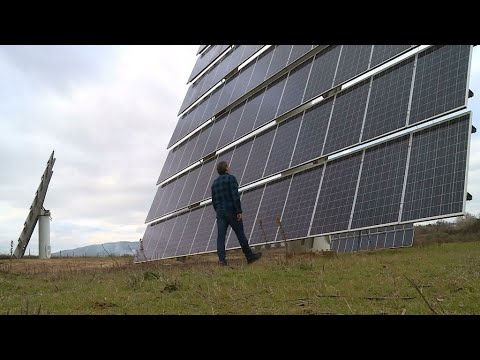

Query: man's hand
(237, 213), (243, 221)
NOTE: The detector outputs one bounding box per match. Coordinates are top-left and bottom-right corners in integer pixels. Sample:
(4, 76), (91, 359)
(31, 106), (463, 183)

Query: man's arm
(229, 175), (242, 215)
(211, 184), (217, 212)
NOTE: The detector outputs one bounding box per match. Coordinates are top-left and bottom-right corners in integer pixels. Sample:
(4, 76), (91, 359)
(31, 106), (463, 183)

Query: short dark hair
(217, 161), (228, 174)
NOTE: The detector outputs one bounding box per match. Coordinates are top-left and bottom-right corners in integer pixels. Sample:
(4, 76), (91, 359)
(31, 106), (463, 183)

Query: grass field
(1, 240), (479, 315)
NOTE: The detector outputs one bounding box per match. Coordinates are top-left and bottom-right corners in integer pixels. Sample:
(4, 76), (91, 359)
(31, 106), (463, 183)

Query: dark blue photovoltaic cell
(167, 144), (188, 177)
(163, 174), (188, 215)
(145, 185), (166, 223)
(139, 222), (158, 260)
(189, 159), (217, 205)
(276, 59), (313, 116)
(402, 114), (470, 221)
(233, 89), (265, 139)
(162, 212), (189, 258)
(370, 45), (414, 68)
(266, 45), (293, 79)
(229, 137), (254, 182)
(247, 48), (275, 90)
(176, 134), (200, 173)
(287, 45), (314, 65)
(303, 46), (341, 102)
(278, 165), (324, 241)
(152, 216), (177, 260)
(215, 72), (239, 114)
(240, 127), (276, 185)
(351, 136), (409, 229)
(189, 125), (212, 163)
(217, 101), (246, 150)
(201, 112), (229, 157)
(188, 45), (230, 84)
(334, 45), (372, 86)
(310, 153), (362, 235)
(409, 45), (470, 125)
(250, 176), (292, 245)
(263, 113), (303, 177)
(157, 149), (175, 184)
(190, 205), (216, 254)
(228, 61), (256, 108)
(254, 75), (287, 128)
(202, 85), (224, 122)
(176, 166), (201, 210)
(167, 114), (188, 148)
(173, 210), (201, 256)
(361, 57), (415, 142)
(290, 97), (334, 167)
(322, 80), (370, 155)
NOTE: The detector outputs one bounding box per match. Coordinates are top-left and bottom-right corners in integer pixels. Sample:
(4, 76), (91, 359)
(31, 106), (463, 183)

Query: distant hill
(52, 241), (139, 257)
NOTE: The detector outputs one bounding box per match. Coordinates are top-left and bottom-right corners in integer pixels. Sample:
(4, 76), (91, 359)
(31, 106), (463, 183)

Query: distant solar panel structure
(138, 45), (473, 263)
(330, 224), (414, 253)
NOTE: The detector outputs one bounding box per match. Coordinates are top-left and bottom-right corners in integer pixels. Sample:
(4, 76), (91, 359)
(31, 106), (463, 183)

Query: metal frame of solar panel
(137, 44), (473, 263)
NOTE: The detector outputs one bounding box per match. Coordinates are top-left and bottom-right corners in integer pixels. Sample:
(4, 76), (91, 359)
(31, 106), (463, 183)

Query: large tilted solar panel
(180, 45), (318, 120)
(187, 45), (231, 84)
(138, 112), (471, 261)
(169, 45), (417, 150)
(197, 45), (208, 55)
(161, 45), (468, 188)
(330, 224), (414, 253)
(150, 45), (471, 222)
(138, 44), (472, 263)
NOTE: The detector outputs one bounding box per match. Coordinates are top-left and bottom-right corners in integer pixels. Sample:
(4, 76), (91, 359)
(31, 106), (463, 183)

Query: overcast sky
(0, 45), (479, 255)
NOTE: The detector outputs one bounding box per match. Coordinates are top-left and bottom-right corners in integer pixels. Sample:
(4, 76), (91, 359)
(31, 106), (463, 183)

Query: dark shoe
(219, 260), (228, 266)
(247, 252), (262, 264)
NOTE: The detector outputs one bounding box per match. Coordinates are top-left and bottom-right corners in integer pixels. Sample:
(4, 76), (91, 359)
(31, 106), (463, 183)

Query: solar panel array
(330, 224), (414, 253)
(138, 44), (473, 263)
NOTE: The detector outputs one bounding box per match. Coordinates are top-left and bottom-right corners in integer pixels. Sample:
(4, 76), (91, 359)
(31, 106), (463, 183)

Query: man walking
(211, 161), (262, 266)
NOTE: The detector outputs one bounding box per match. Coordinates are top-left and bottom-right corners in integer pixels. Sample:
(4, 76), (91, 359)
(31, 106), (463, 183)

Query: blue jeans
(216, 210), (253, 262)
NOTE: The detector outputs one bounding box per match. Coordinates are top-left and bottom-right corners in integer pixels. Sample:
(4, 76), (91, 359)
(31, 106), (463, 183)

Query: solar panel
(334, 45), (373, 86)
(288, 45), (315, 65)
(361, 57), (415, 142)
(174, 208), (203, 256)
(189, 205), (216, 255)
(370, 45), (415, 68)
(233, 88), (265, 139)
(254, 75), (287, 128)
(310, 153), (363, 235)
(240, 126), (276, 185)
(303, 46), (341, 102)
(276, 165), (325, 241)
(197, 45), (208, 55)
(322, 79), (370, 155)
(276, 58), (313, 117)
(250, 175), (292, 246)
(290, 97), (334, 167)
(140, 44), (473, 263)
(263, 113), (303, 177)
(216, 101), (247, 150)
(351, 136), (409, 229)
(330, 224), (414, 253)
(402, 113), (470, 221)
(187, 45), (230, 83)
(408, 45), (470, 125)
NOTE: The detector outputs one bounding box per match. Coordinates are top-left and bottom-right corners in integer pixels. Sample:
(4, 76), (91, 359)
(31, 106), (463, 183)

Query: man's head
(217, 161), (229, 175)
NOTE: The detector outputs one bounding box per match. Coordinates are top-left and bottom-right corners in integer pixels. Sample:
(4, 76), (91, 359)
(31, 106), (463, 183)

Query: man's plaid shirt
(211, 173), (243, 214)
